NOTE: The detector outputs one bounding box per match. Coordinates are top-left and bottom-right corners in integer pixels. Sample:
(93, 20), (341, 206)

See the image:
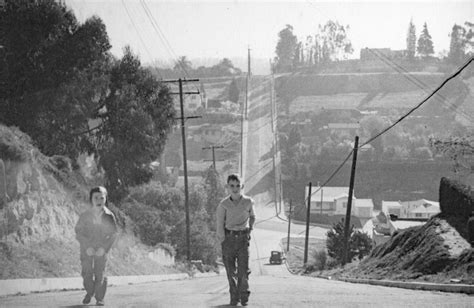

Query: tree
(98, 47), (176, 200)
(203, 166), (226, 223)
(293, 42), (302, 68)
(274, 24), (298, 72)
(406, 19), (417, 60)
(1, 0), (111, 160)
(326, 219), (372, 264)
(314, 21), (353, 64)
(417, 22), (434, 58)
(228, 78), (240, 103)
(213, 58), (241, 76)
(448, 22), (474, 65)
(173, 56), (192, 73)
(288, 126), (302, 149)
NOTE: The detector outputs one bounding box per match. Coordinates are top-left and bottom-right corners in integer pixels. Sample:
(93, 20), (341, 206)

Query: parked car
(269, 251), (283, 264)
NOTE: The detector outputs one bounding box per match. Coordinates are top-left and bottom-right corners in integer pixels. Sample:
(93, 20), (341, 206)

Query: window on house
(415, 213), (422, 218)
(343, 202), (347, 208)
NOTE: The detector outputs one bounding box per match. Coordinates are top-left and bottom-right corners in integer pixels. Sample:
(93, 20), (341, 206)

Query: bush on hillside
(123, 181), (219, 264)
(326, 219), (373, 264)
(311, 249), (327, 271)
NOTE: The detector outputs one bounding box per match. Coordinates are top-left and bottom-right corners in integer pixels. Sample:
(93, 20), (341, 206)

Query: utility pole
(320, 186), (324, 215)
(163, 78), (200, 262)
(245, 47), (251, 118)
(286, 200), (292, 252)
(343, 136), (359, 266)
(202, 145), (224, 170)
(304, 182), (312, 264)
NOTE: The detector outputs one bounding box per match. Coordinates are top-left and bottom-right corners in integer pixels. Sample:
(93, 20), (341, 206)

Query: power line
(366, 49), (474, 123)
(139, 0), (197, 92)
(360, 57), (473, 148)
(120, 0), (161, 79)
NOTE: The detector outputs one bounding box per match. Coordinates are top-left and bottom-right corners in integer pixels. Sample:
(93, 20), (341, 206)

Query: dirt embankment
(0, 125), (178, 279)
(331, 178), (474, 284)
(344, 215), (473, 284)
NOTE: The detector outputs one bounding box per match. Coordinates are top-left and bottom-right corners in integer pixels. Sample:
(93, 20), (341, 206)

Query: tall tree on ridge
(417, 22), (434, 58)
(406, 19), (417, 60)
(274, 24), (298, 73)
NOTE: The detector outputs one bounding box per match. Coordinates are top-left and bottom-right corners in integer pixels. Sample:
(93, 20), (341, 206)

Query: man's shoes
(230, 298), (239, 306)
(82, 294), (92, 304)
(241, 299), (248, 306)
(96, 300), (105, 306)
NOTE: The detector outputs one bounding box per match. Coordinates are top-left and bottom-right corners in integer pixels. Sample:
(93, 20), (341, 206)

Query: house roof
(401, 199), (439, 208)
(411, 204), (441, 214)
(355, 199), (374, 208)
(306, 186), (352, 202)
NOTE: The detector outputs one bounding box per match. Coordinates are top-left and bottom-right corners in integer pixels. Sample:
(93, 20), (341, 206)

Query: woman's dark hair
(89, 186), (108, 203)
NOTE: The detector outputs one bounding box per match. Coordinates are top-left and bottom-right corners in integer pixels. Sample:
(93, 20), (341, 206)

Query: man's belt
(225, 229), (248, 236)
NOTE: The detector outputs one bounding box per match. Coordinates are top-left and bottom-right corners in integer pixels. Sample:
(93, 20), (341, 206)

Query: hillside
(0, 125), (180, 279)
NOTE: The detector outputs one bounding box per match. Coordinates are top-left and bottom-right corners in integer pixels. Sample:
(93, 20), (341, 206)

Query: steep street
(1, 76), (472, 307)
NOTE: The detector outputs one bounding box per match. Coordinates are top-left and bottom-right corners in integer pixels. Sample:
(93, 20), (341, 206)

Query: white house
(306, 186), (351, 215)
(381, 201), (403, 217)
(354, 199), (374, 218)
(400, 199), (440, 218)
(382, 199), (440, 219)
(305, 186), (373, 218)
(173, 92), (206, 112)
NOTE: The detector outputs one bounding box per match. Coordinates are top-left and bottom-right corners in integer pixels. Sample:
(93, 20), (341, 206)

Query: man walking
(216, 174), (256, 306)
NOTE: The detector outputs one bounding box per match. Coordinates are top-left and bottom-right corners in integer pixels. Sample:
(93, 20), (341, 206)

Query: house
(382, 199), (440, 219)
(306, 186), (351, 216)
(305, 186), (373, 218)
(173, 92), (207, 112)
(381, 201), (403, 217)
(400, 199), (440, 218)
(364, 211), (426, 246)
(354, 199), (374, 218)
(187, 124), (225, 144)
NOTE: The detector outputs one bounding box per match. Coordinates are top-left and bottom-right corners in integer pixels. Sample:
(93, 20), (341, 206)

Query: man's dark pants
(80, 252), (108, 301)
(222, 232), (250, 304)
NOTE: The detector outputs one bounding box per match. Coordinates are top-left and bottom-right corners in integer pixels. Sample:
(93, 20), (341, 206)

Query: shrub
(312, 249), (327, 271)
(326, 218), (373, 264)
(49, 155), (72, 172)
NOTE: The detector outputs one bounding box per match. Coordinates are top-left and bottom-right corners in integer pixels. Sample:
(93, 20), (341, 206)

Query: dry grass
(281, 237), (327, 274)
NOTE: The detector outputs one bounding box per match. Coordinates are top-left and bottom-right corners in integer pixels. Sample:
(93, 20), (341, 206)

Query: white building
(305, 186), (373, 218)
(382, 199), (440, 219)
(381, 201), (403, 217)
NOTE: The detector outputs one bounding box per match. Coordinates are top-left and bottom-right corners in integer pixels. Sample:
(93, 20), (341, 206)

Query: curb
(334, 277), (474, 295)
(0, 273), (206, 297)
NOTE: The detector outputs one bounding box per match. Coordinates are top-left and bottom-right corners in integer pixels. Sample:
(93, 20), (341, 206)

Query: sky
(66, 1), (473, 73)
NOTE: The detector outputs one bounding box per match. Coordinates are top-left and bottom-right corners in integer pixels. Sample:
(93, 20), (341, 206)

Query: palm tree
(173, 56), (192, 73)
